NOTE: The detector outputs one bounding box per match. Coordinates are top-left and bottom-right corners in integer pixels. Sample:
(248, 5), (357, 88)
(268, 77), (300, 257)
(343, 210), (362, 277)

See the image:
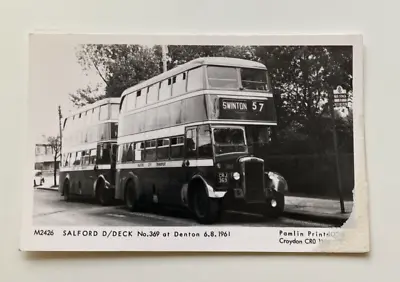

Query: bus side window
(134, 142), (144, 161)
(74, 151), (82, 166)
(170, 136), (184, 159)
(65, 153), (70, 167)
(89, 149), (97, 164)
(145, 140), (156, 161)
(81, 150), (89, 166)
(157, 138), (170, 160)
(185, 128), (197, 158)
(126, 143), (134, 162)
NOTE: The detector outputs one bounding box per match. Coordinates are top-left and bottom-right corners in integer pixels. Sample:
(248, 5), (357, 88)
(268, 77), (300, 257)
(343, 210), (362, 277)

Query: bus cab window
(97, 144), (111, 164)
(198, 125), (212, 158)
(185, 128), (197, 158)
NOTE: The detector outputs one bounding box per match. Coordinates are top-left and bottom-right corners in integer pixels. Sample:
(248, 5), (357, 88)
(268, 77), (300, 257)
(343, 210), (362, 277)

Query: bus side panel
(69, 170), (83, 196)
(58, 170), (67, 194)
(82, 168), (95, 196)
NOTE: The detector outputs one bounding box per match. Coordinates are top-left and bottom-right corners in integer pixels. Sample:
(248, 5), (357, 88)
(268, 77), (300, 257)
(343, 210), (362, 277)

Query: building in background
(34, 135), (60, 173)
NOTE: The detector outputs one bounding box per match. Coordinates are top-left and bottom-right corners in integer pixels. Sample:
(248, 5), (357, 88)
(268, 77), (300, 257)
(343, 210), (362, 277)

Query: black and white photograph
(20, 34), (368, 252)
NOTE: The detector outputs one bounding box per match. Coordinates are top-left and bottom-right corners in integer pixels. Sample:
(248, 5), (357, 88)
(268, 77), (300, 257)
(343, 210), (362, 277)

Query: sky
(29, 35), (104, 143)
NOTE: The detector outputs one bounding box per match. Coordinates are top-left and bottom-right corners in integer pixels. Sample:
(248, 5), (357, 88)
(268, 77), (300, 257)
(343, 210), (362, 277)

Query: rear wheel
(124, 180), (138, 212)
(192, 187), (221, 224)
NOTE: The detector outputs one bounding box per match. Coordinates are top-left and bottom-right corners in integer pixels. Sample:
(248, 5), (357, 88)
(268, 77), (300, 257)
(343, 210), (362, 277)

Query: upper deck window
(136, 90), (146, 108)
(187, 67), (204, 92)
(92, 107), (99, 122)
(240, 68), (269, 91)
(110, 104), (119, 120)
(147, 84), (159, 104)
(159, 79), (171, 101)
(207, 66), (239, 89)
(172, 72), (187, 96)
(99, 105), (109, 121)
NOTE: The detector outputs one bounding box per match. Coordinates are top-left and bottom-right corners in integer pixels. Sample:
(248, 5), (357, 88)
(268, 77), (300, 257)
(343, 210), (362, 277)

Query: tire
(124, 180), (138, 212)
(63, 181), (71, 202)
(192, 187), (221, 224)
(96, 180), (112, 206)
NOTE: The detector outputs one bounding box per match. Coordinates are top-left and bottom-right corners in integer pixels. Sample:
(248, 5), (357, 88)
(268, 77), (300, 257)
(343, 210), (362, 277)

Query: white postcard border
(19, 33), (368, 253)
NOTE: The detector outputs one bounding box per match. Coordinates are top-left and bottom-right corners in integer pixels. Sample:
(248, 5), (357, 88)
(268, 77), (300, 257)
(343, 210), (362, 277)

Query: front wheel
(192, 187), (221, 224)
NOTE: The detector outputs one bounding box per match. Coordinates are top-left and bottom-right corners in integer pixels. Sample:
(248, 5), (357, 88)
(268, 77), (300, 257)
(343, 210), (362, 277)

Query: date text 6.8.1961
(204, 231), (231, 237)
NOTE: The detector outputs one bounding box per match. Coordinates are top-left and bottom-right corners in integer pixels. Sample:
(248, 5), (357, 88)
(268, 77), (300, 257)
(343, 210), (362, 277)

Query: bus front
(197, 62), (287, 221)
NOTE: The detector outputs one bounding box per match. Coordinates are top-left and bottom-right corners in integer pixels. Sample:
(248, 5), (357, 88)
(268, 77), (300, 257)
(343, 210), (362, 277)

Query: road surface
(33, 189), (335, 227)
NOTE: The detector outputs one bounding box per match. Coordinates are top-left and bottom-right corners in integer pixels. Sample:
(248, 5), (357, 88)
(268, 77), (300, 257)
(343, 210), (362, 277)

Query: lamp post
(329, 85), (347, 214)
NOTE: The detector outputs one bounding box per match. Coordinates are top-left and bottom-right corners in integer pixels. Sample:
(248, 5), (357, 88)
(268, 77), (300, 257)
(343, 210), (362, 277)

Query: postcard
(19, 34), (368, 252)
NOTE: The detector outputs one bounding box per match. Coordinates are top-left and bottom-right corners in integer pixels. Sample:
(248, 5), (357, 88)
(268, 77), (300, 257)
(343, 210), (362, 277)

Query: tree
(47, 136), (61, 187)
(254, 45), (353, 153)
(70, 44), (161, 107)
(69, 84), (105, 107)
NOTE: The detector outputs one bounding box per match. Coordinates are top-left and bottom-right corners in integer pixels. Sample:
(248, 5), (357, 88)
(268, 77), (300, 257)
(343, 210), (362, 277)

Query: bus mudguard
(190, 175), (227, 199)
(93, 175), (112, 194)
(265, 171), (288, 194)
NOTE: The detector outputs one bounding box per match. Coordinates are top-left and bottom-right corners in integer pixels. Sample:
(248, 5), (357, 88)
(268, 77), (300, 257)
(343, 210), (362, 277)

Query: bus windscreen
(213, 127), (247, 155)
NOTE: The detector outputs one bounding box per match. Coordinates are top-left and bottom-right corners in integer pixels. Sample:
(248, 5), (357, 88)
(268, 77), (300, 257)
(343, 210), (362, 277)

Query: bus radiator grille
(244, 161), (265, 203)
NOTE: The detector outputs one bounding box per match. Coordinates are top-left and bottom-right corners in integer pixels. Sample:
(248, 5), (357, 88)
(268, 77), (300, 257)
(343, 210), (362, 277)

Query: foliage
(70, 44), (160, 105)
(70, 44), (354, 198)
(47, 136), (61, 186)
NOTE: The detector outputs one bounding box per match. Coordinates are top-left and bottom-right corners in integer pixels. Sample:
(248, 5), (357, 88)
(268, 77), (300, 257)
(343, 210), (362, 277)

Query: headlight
(232, 172), (240, 180)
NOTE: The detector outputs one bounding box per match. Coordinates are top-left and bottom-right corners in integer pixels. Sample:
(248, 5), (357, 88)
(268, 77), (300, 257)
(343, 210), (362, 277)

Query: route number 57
(252, 101), (264, 112)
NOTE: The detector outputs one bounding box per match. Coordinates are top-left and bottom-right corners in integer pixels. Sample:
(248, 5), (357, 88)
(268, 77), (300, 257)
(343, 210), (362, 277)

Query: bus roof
(121, 57), (267, 97)
(63, 97), (120, 120)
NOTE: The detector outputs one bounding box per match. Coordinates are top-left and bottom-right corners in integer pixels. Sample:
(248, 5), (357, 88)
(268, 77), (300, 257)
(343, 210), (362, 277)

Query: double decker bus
(59, 98), (120, 205)
(115, 57), (287, 224)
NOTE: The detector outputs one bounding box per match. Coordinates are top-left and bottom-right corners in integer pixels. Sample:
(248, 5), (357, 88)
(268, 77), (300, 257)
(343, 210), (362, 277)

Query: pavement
(35, 183), (353, 226)
(284, 195), (353, 225)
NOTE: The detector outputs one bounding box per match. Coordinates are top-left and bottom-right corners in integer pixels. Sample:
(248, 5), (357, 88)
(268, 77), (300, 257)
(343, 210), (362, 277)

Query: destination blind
(217, 98), (277, 122)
